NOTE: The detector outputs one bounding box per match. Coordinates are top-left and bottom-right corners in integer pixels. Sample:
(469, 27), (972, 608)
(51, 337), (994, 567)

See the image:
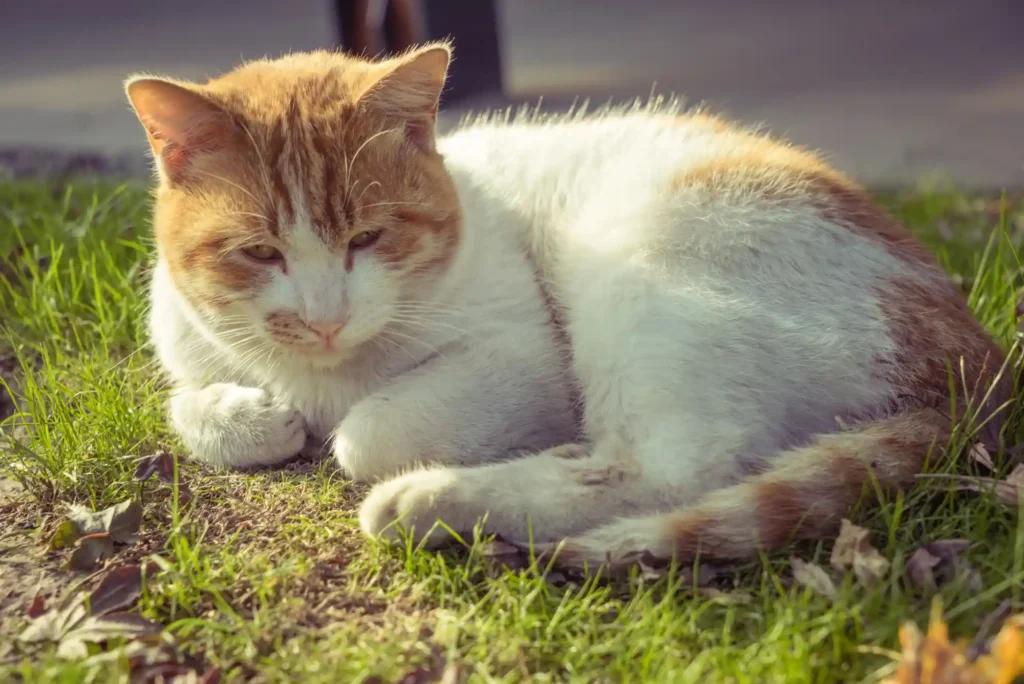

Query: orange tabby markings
(128, 45), (461, 311)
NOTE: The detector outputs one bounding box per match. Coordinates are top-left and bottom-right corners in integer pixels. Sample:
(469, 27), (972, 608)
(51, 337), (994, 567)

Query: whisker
(193, 170), (262, 205)
(345, 127), (402, 207)
(354, 180), (382, 208)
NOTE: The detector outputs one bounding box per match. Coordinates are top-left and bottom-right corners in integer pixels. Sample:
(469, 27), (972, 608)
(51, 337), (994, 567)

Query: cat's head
(127, 44), (460, 366)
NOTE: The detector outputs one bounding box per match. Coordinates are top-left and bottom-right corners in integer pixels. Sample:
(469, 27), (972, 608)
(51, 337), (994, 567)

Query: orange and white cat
(127, 43), (1008, 568)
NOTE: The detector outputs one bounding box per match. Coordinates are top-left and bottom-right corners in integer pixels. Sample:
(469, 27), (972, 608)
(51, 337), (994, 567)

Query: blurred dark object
(333, 0), (504, 104)
(0, 147), (147, 180)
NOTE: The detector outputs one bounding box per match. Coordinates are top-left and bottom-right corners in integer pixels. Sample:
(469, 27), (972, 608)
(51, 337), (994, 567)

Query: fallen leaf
(87, 565), (146, 616)
(27, 593), (45, 618)
(921, 539), (971, 560)
(906, 540), (981, 593)
(829, 519), (890, 587)
(882, 599), (1024, 683)
(49, 521), (78, 550)
(200, 668), (223, 684)
(906, 547), (942, 591)
(67, 499), (142, 544)
(969, 442), (995, 470)
(134, 450), (171, 482)
(57, 613), (162, 660)
(105, 500), (143, 543)
(791, 557), (837, 600)
(19, 592), (87, 643)
(134, 451), (195, 506)
(67, 533), (114, 571)
(63, 612), (162, 642)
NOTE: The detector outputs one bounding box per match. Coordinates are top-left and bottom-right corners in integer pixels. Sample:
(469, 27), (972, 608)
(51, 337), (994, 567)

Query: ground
(1, 180), (1022, 683)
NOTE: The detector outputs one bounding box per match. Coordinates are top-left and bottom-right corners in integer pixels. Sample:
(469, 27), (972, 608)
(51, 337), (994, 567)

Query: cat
(127, 42), (1010, 569)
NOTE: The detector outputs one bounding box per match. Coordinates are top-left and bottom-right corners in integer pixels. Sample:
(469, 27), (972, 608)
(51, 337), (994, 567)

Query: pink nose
(308, 319), (346, 339)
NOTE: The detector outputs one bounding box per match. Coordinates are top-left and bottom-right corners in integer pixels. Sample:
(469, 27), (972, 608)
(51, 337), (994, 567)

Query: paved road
(1, 0), (1022, 186)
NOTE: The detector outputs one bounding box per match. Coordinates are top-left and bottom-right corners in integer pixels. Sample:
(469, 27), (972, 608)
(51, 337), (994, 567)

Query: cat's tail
(545, 410), (965, 569)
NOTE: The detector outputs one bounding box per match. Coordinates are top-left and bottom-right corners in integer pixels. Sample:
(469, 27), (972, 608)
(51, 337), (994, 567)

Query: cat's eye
(349, 230), (381, 249)
(242, 244), (283, 262)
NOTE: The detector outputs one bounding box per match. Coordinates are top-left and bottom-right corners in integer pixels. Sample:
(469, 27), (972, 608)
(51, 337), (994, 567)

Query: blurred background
(1, 0), (1021, 187)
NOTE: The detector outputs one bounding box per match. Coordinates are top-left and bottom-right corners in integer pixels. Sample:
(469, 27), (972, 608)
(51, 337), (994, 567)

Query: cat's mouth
(275, 338), (356, 367)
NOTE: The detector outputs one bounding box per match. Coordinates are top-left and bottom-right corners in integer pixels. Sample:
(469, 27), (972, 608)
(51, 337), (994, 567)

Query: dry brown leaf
(791, 557), (837, 600)
(922, 540), (971, 559)
(133, 451), (194, 504)
(26, 592), (45, 618)
(133, 450), (175, 483)
(906, 540), (980, 593)
(882, 599), (1024, 683)
(53, 499), (144, 557)
(830, 519), (890, 587)
(57, 612), (163, 660)
(20, 574), (164, 660)
(67, 533), (114, 571)
(68, 499), (143, 544)
(906, 547), (942, 591)
(19, 592), (87, 644)
(87, 565), (148, 616)
(968, 442), (995, 470)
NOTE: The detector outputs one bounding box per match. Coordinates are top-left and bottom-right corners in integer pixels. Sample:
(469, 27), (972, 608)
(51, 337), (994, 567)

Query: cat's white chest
(262, 366), (375, 439)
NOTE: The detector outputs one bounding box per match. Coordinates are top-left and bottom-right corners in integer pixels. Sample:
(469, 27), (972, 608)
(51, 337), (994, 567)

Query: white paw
(173, 384), (307, 468)
(331, 414), (421, 483)
(358, 468), (470, 547)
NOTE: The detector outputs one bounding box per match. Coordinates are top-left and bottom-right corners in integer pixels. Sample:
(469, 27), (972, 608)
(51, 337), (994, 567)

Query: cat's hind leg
(358, 434), (674, 546)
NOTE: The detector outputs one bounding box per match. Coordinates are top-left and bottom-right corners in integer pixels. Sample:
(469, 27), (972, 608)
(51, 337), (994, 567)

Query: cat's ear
(125, 76), (237, 184)
(361, 43), (451, 148)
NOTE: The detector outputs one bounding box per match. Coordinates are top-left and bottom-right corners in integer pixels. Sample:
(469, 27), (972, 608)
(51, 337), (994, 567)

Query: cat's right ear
(125, 76), (235, 185)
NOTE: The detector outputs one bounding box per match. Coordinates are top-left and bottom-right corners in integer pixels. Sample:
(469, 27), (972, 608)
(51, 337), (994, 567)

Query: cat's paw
(358, 468), (468, 547)
(332, 413), (422, 483)
(172, 384), (307, 468)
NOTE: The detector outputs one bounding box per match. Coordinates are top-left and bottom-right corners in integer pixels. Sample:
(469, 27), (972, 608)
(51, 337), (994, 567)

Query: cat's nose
(308, 319), (346, 340)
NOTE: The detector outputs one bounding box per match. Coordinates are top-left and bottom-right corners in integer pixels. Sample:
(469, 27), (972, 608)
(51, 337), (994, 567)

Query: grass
(1, 179), (1023, 683)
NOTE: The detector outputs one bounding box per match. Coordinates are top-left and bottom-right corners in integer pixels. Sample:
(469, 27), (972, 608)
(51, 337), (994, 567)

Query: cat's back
(444, 106), (996, 445)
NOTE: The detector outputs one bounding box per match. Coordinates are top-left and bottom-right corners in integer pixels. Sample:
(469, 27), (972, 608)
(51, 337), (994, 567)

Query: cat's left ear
(361, 42), (451, 148)
(124, 76), (238, 185)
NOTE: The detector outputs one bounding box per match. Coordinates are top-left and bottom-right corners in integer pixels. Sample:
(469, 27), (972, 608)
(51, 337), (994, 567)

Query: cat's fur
(127, 43), (1008, 568)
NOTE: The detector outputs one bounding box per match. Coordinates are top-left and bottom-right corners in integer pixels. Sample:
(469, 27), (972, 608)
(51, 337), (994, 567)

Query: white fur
(150, 106), (928, 545)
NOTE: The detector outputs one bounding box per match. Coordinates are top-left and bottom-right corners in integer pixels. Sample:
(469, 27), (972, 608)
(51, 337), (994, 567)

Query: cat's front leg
(170, 383), (307, 468)
(332, 351), (575, 483)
